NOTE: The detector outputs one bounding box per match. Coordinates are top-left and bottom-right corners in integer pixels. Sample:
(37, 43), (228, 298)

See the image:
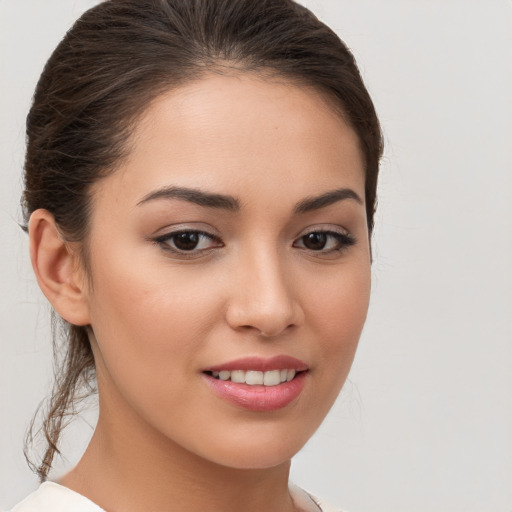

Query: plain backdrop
(1, 1), (511, 511)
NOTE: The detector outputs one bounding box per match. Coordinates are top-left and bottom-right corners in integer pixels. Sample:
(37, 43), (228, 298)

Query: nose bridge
(226, 242), (300, 337)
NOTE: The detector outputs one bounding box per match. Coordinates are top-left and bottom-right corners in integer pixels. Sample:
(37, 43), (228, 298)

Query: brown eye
(294, 230), (356, 253)
(173, 232), (200, 251)
(154, 230), (222, 254)
(302, 232), (328, 250)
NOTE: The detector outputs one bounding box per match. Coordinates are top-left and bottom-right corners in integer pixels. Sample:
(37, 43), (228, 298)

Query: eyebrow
(137, 185), (362, 213)
(137, 186), (241, 211)
(294, 188), (362, 214)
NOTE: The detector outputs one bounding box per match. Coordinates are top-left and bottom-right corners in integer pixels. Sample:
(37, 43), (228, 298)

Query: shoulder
(12, 481), (347, 512)
(10, 482), (105, 512)
(289, 484), (348, 512)
(309, 493), (348, 512)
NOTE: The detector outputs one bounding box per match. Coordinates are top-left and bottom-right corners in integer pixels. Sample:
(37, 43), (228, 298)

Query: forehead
(93, 73), (365, 209)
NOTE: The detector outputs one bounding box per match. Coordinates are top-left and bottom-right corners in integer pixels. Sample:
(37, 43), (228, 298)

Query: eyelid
(292, 224), (356, 254)
(295, 223), (352, 239)
(154, 229), (219, 244)
(150, 224), (224, 258)
(150, 222), (220, 239)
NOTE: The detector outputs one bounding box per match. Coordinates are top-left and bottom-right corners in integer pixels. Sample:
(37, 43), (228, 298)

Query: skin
(30, 73), (371, 512)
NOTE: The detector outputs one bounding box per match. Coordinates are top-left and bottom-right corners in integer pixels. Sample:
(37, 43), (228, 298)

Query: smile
(206, 369), (298, 386)
(202, 356), (309, 412)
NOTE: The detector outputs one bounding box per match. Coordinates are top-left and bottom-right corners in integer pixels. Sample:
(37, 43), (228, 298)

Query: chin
(186, 419), (318, 471)
(209, 446), (296, 470)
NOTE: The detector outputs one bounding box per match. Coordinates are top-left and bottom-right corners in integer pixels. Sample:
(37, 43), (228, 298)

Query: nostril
(259, 323), (295, 338)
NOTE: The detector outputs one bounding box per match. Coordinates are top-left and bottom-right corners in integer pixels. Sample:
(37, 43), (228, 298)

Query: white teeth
(231, 370), (246, 383)
(263, 369), (281, 386)
(245, 371), (264, 385)
(286, 369), (296, 382)
(210, 369), (300, 386)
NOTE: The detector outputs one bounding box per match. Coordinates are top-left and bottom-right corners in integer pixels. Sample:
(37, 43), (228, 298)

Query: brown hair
(22, 0), (383, 480)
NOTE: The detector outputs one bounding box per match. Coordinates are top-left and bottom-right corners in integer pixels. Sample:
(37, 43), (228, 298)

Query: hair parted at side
(22, 0), (383, 480)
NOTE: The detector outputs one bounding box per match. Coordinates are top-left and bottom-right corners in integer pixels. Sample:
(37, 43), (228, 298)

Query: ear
(29, 209), (91, 326)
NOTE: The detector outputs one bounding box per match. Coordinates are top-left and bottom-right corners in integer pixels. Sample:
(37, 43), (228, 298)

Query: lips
(203, 355), (308, 373)
(202, 355), (308, 411)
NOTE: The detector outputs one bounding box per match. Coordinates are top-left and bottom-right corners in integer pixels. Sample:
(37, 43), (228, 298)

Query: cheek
(307, 257), (370, 339)
(302, 257), (371, 392)
(85, 254), (223, 392)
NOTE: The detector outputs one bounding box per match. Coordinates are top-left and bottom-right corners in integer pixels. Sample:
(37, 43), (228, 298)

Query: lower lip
(202, 372), (307, 412)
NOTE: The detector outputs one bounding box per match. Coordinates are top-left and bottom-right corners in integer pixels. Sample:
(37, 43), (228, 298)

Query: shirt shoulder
(289, 483), (348, 512)
(10, 482), (105, 512)
(310, 493), (348, 512)
(11, 481), (347, 512)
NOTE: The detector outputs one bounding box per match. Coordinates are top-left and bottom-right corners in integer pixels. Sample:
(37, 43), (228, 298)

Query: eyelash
(293, 230), (356, 254)
(152, 229), (356, 257)
(153, 230), (223, 257)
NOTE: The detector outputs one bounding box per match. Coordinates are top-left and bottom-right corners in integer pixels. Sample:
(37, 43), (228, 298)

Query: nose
(225, 249), (303, 338)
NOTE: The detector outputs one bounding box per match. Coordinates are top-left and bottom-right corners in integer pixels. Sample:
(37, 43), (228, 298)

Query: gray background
(1, 1), (511, 511)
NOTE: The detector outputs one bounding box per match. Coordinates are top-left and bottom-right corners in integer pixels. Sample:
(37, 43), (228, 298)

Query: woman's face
(83, 73), (370, 469)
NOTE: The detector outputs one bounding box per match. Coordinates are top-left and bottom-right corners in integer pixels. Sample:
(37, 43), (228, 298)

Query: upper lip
(203, 355), (309, 373)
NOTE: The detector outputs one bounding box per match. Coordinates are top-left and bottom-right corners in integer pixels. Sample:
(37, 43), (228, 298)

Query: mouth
(201, 356), (309, 411)
(204, 368), (304, 386)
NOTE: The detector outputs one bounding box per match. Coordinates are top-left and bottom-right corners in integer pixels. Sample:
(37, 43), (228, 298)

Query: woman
(11, 0), (382, 511)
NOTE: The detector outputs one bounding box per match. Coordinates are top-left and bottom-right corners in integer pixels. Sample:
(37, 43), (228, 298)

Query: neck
(60, 414), (295, 512)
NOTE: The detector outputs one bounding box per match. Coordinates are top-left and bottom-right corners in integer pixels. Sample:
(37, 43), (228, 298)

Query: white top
(10, 481), (345, 512)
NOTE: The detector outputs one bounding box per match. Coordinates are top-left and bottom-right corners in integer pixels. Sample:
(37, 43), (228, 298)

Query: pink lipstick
(202, 355), (308, 412)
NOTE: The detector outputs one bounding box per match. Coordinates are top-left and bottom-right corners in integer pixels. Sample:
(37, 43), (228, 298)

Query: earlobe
(29, 209), (91, 326)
